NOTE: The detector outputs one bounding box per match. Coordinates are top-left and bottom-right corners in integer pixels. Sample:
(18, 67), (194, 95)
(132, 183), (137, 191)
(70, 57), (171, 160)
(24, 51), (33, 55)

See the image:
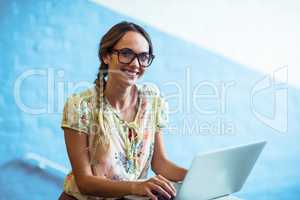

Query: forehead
(114, 31), (150, 53)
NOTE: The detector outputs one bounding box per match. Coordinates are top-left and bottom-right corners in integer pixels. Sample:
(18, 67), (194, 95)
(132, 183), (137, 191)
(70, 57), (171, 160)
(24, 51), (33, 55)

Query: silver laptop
(125, 141), (266, 200)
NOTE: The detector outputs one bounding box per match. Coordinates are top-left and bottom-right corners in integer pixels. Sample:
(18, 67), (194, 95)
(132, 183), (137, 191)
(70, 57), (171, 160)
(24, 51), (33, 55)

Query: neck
(104, 80), (136, 111)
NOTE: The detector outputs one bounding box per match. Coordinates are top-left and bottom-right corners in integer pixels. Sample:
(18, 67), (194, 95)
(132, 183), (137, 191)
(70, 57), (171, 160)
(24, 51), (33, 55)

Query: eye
(139, 53), (150, 62)
(119, 48), (134, 58)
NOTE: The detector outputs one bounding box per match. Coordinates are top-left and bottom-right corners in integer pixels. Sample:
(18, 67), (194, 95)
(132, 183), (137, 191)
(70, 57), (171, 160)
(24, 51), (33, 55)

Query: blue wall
(1, 0), (300, 199)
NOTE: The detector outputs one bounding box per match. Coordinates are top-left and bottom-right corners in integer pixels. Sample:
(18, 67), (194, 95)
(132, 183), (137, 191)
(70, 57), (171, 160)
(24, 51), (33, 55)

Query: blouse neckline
(103, 84), (142, 126)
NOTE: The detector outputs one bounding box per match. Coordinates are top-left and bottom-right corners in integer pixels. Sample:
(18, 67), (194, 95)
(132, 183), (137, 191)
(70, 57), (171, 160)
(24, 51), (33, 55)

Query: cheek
(108, 55), (121, 67)
(110, 59), (120, 69)
(138, 68), (146, 78)
(108, 61), (122, 73)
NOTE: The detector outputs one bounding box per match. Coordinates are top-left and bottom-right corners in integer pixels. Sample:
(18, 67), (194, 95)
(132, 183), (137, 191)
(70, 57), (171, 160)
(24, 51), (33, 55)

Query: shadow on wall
(0, 159), (64, 199)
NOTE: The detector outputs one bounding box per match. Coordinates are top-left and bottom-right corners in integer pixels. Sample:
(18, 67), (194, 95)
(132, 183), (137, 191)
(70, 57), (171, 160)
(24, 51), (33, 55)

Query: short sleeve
(155, 96), (169, 132)
(139, 83), (169, 133)
(61, 95), (92, 134)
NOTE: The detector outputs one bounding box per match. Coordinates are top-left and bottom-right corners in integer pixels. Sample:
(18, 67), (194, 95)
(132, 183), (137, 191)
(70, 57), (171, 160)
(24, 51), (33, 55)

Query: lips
(121, 68), (139, 79)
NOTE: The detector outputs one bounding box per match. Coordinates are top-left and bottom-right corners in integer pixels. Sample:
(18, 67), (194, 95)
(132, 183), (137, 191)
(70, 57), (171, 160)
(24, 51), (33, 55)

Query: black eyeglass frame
(110, 48), (155, 68)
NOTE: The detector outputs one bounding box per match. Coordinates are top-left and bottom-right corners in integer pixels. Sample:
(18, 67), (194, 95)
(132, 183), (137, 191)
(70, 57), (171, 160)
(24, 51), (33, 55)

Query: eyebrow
(118, 47), (149, 54)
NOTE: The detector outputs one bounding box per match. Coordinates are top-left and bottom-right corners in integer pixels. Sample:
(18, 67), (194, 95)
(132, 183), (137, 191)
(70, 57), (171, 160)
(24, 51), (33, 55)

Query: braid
(91, 62), (109, 160)
(94, 62), (108, 109)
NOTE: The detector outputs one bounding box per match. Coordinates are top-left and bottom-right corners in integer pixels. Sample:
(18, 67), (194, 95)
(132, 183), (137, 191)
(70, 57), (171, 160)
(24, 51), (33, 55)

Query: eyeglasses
(110, 48), (154, 68)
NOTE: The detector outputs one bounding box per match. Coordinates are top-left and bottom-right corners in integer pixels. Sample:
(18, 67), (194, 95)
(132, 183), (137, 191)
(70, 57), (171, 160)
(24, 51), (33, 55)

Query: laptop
(125, 141), (266, 200)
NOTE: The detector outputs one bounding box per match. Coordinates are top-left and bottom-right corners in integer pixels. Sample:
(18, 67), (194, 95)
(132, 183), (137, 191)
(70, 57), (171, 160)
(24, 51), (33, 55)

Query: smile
(121, 68), (139, 79)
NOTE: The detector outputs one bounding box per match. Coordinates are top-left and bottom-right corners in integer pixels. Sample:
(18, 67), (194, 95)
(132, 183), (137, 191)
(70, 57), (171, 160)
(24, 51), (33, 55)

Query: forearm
(78, 175), (135, 198)
(153, 159), (187, 182)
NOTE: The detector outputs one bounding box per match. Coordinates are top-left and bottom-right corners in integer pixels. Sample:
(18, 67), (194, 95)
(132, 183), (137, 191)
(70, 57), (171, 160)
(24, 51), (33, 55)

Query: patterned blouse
(61, 83), (169, 200)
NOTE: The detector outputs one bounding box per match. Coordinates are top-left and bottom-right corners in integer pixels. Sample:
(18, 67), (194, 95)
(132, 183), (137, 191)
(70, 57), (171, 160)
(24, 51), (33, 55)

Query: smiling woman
(58, 21), (187, 200)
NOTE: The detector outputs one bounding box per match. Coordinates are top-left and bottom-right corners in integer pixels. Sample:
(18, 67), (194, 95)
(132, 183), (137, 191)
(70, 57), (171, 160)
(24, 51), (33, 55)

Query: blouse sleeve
(61, 95), (92, 134)
(155, 96), (169, 132)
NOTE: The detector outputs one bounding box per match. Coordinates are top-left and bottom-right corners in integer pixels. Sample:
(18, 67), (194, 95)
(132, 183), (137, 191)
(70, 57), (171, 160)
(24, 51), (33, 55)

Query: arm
(64, 128), (175, 199)
(63, 127), (134, 198)
(151, 131), (188, 182)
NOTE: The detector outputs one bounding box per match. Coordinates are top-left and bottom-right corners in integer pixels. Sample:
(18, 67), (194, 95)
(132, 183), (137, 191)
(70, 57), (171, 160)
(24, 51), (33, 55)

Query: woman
(59, 21), (187, 200)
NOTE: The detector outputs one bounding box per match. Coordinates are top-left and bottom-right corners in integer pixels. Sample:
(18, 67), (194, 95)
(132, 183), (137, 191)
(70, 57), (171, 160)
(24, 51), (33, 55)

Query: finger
(153, 176), (173, 194)
(157, 175), (177, 195)
(156, 175), (176, 194)
(153, 176), (176, 197)
(145, 188), (157, 200)
(149, 182), (171, 199)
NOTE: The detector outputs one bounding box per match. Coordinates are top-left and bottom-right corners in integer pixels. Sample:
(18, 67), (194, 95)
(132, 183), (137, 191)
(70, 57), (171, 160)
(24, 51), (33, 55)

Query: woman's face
(104, 31), (150, 87)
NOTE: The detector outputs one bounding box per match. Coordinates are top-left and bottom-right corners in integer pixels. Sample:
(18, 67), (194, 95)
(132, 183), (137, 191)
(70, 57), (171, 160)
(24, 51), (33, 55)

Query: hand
(132, 174), (176, 200)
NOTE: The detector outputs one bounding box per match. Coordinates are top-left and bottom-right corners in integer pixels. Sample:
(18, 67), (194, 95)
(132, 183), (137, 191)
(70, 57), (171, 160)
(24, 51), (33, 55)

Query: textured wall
(0, 0), (300, 199)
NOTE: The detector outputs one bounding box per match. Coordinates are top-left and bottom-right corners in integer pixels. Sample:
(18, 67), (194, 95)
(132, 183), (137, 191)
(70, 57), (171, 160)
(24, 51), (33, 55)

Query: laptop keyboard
(153, 191), (175, 200)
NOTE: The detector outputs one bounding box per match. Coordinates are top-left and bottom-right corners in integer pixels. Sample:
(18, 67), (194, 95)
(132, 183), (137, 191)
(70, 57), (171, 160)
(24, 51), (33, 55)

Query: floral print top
(61, 83), (169, 200)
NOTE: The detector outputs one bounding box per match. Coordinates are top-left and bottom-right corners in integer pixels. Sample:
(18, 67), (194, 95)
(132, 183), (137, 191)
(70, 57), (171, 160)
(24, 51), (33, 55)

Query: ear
(102, 53), (112, 65)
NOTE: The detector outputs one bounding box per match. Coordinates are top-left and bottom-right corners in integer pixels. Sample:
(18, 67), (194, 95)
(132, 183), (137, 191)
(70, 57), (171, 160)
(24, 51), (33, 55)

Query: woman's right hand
(131, 174), (176, 200)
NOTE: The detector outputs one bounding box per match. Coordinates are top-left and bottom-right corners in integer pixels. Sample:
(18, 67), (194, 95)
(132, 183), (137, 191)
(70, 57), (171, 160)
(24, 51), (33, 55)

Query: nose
(129, 56), (140, 68)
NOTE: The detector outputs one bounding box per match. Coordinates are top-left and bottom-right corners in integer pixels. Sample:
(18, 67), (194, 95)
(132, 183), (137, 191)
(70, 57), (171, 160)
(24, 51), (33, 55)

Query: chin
(122, 75), (142, 87)
(123, 78), (138, 87)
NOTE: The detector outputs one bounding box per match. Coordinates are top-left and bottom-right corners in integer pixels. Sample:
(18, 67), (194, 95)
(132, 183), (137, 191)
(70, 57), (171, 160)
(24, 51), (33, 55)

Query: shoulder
(64, 86), (97, 111)
(61, 86), (97, 133)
